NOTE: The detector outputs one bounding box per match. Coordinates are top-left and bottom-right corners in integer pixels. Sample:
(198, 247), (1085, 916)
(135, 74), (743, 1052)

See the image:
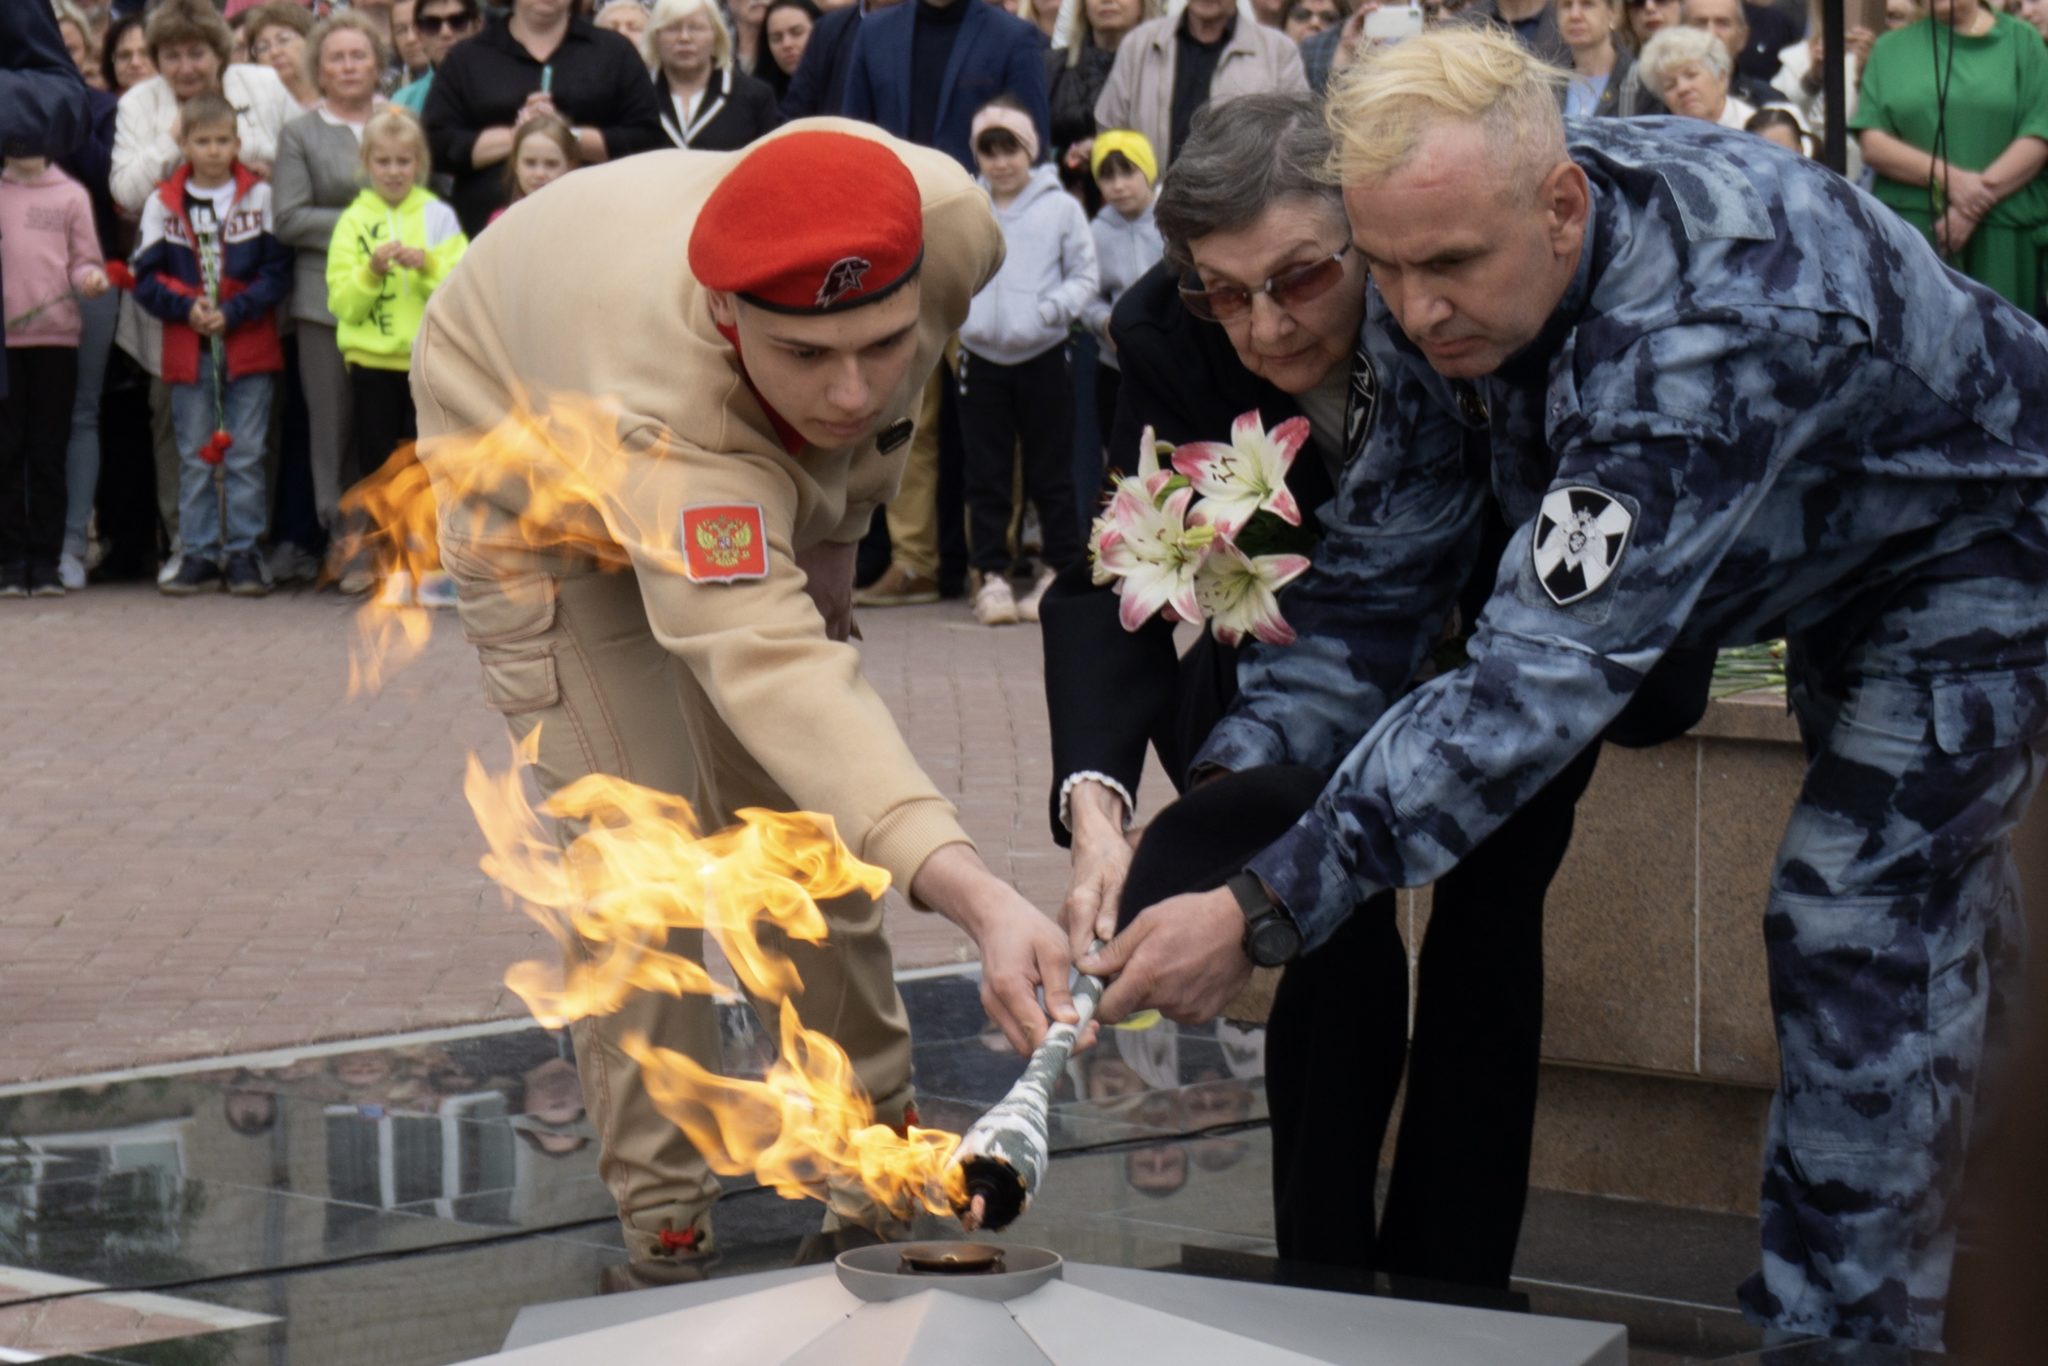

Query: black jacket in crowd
(423, 16), (665, 236)
(778, 4), (863, 120)
(655, 65), (782, 151)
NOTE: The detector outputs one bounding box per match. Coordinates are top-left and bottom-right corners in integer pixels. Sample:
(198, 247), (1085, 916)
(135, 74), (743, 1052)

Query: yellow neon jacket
(326, 185), (468, 372)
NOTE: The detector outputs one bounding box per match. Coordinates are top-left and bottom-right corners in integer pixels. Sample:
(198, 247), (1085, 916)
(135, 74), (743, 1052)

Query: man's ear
(706, 289), (739, 329)
(1541, 160), (1591, 260)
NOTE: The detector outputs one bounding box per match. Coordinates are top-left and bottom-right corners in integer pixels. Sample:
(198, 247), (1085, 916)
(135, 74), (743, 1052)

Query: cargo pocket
(1930, 668), (2048, 756)
(1764, 886), (1937, 1160)
(453, 571), (558, 648)
(479, 649), (560, 715)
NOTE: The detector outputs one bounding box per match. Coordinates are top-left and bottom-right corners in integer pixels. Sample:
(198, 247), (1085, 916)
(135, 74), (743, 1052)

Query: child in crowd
(0, 149), (107, 598)
(958, 96), (1099, 627)
(131, 92), (293, 598)
(1745, 106), (1812, 156)
(327, 108), (470, 608)
(1081, 130), (1164, 469)
(493, 117), (581, 227)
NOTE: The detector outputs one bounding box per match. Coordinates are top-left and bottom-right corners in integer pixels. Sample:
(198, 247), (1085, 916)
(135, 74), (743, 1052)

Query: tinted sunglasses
(414, 13), (478, 33)
(1178, 245), (1350, 324)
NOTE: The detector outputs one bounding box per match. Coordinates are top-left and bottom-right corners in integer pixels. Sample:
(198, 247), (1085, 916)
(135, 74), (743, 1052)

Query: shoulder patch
(681, 503), (770, 583)
(1532, 485), (1631, 606)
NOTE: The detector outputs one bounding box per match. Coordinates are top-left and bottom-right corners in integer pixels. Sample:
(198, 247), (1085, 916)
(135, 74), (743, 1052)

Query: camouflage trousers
(1738, 576), (2048, 1349)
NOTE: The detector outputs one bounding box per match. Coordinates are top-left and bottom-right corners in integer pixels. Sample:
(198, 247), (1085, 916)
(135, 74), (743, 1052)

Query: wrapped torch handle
(949, 956), (1106, 1232)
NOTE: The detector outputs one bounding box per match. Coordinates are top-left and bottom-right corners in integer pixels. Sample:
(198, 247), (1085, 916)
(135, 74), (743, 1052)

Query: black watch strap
(1225, 870), (1275, 921)
(1226, 870), (1302, 967)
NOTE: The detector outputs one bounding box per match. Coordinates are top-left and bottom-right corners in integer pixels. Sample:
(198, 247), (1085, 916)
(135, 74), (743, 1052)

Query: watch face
(1248, 915), (1302, 968)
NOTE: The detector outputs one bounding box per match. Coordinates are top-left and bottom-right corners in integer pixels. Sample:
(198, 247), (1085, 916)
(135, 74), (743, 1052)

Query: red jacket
(130, 162), (291, 384)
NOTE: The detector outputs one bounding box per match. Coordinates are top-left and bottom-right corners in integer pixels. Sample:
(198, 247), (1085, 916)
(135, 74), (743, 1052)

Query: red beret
(689, 132), (925, 315)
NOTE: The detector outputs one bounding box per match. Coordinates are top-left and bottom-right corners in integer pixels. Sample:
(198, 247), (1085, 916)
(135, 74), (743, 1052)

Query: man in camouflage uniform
(1083, 29), (2048, 1349)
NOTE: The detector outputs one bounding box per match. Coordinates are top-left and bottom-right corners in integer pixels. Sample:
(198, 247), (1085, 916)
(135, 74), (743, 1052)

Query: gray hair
(1637, 24), (1731, 93)
(1153, 93), (1343, 273)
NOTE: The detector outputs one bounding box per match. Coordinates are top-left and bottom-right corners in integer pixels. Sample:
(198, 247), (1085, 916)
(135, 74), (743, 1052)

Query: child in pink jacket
(0, 154), (107, 597)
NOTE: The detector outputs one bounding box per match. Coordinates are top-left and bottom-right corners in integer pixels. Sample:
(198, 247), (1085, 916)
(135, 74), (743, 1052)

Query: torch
(947, 957), (1107, 1232)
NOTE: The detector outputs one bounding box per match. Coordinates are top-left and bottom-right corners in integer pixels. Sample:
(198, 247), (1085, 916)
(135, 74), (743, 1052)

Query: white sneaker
(1016, 568), (1057, 623)
(415, 570), (460, 609)
(58, 552), (86, 591)
(972, 574), (1019, 626)
(156, 550), (183, 587)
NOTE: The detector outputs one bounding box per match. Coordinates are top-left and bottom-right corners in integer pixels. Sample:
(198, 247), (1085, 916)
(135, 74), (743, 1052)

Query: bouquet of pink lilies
(1088, 411), (1314, 645)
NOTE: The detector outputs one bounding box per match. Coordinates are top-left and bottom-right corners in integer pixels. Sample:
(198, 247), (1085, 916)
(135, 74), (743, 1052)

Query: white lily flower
(1195, 541), (1310, 646)
(1093, 482), (1216, 632)
(1171, 410), (1307, 539)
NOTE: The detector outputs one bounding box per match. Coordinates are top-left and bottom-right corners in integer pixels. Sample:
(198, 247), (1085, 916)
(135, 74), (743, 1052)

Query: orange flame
(628, 1006), (967, 1221)
(466, 728), (964, 1222)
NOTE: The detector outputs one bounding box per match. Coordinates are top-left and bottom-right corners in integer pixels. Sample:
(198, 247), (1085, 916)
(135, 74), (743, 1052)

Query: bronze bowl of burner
(835, 1241), (1064, 1303)
(898, 1242), (1006, 1275)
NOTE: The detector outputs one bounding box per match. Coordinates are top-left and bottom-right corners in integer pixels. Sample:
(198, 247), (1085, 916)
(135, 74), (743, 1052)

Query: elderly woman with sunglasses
(1037, 91), (1710, 1287)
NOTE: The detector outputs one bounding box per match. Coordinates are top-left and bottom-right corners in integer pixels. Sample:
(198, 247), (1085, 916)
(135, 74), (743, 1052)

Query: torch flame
(470, 729), (964, 1222)
(628, 1006), (967, 1220)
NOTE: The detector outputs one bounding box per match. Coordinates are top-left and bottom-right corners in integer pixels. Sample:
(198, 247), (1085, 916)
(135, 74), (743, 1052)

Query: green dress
(1852, 12), (2048, 310)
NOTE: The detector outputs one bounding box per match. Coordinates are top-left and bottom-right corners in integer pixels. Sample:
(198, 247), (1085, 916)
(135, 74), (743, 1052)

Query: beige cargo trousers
(442, 540), (915, 1261)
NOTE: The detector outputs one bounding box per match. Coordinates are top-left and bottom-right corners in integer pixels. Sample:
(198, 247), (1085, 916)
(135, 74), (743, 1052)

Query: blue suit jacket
(841, 0), (1050, 172)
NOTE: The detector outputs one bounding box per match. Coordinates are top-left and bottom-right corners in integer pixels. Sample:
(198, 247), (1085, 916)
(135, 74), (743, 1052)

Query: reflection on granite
(0, 970), (1961, 1365)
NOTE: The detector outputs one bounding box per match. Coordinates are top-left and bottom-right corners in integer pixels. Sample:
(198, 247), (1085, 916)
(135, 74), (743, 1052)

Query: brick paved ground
(0, 583), (1130, 1084)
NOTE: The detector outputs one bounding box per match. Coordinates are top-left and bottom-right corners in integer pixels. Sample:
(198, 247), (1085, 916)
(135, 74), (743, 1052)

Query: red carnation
(104, 261), (136, 291)
(200, 430), (232, 465)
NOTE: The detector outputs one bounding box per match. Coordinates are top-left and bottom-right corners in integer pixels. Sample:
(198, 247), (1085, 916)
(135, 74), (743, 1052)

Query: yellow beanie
(1090, 129), (1159, 187)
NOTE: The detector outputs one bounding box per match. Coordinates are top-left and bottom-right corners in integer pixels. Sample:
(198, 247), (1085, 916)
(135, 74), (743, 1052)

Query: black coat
(424, 17), (666, 236)
(655, 65), (781, 151)
(1041, 263), (1335, 844)
(1045, 42), (1113, 152)
(778, 4), (862, 120)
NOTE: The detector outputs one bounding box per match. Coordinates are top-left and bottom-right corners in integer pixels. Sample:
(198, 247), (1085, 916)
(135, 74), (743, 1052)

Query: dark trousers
(0, 347), (80, 571)
(94, 349), (163, 578)
(349, 365), (416, 476)
(1117, 745), (1602, 1289)
(272, 337), (323, 553)
(958, 345), (1084, 576)
(1094, 362), (1121, 460)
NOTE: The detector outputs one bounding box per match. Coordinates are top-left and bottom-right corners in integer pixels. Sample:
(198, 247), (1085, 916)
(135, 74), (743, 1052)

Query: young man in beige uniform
(409, 121), (1083, 1273)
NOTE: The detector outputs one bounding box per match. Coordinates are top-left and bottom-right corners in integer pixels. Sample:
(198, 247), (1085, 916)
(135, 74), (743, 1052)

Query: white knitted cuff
(1057, 771), (1136, 836)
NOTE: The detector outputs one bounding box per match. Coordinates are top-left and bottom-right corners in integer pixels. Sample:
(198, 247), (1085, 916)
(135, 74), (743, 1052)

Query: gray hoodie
(1084, 199), (1163, 373)
(960, 163), (1099, 366)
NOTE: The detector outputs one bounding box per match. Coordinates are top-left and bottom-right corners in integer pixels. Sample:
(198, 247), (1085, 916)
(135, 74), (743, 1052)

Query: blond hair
(1323, 27), (1568, 194)
(304, 11), (391, 97)
(359, 107), (433, 185)
(643, 0), (732, 70)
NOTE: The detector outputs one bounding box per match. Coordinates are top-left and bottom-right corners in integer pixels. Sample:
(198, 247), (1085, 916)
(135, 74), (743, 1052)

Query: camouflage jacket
(1201, 117), (2048, 948)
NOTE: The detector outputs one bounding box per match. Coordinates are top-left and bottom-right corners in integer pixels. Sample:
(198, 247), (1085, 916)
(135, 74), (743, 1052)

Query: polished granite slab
(0, 971), (1980, 1364)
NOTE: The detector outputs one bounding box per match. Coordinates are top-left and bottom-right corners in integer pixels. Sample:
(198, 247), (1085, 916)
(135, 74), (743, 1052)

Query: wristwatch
(1226, 870), (1302, 968)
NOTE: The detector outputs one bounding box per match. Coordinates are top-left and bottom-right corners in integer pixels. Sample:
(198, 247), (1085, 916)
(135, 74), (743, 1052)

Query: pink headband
(970, 105), (1040, 165)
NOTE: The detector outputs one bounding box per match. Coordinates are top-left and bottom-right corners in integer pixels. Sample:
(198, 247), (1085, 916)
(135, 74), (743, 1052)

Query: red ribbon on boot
(200, 430), (232, 465)
(657, 1226), (701, 1253)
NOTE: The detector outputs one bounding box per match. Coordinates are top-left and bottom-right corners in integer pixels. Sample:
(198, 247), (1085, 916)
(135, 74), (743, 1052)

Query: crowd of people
(5, 0), (2045, 603)
(12, 2), (2048, 1352)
